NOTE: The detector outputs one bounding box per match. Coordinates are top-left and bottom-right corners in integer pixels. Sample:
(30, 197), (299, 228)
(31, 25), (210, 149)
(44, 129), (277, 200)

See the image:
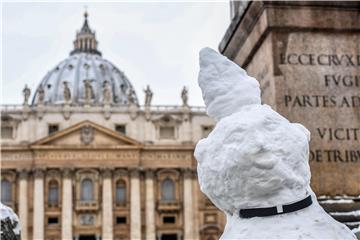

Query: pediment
(31, 120), (141, 147)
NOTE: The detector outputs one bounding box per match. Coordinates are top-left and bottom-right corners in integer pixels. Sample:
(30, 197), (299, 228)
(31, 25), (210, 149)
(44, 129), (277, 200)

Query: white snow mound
(195, 47), (356, 239)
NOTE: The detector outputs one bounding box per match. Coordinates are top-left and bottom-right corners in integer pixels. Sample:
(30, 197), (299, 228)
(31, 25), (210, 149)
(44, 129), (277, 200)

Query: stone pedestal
(220, 1), (360, 197)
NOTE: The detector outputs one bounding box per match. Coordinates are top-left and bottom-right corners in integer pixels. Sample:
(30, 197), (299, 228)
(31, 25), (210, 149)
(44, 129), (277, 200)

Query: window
(1, 126), (13, 139)
(48, 124), (59, 135)
(202, 126), (214, 138)
(48, 217), (59, 225)
(116, 216), (127, 224)
(115, 124), (126, 135)
(163, 216), (176, 224)
(48, 180), (59, 206)
(116, 180), (126, 205)
(159, 126), (175, 139)
(161, 178), (175, 201)
(1, 179), (12, 204)
(81, 178), (94, 202)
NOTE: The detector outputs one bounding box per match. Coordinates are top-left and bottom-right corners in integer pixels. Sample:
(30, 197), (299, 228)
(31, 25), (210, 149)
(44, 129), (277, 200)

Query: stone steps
(319, 197), (360, 230)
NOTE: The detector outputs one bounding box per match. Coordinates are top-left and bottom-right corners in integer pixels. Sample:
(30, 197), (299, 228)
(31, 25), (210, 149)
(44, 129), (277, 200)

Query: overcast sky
(2, 2), (230, 106)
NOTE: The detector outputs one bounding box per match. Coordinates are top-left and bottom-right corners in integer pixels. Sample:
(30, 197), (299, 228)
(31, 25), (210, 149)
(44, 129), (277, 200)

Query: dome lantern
(70, 11), (102, 56)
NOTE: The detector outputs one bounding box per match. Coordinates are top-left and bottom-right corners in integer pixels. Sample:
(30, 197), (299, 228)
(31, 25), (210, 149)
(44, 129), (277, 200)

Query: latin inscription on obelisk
(278, 32), (359, 195)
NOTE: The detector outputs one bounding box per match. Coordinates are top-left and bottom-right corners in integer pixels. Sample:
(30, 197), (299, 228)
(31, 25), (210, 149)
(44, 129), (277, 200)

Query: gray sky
(2, 2), (230, 106)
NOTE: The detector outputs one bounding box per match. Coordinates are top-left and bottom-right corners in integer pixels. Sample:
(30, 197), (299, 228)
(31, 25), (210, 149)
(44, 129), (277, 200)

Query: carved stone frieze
(1, 152), (33, 161)
(34, 150), (139, 161)
(141, 151), (192, 162)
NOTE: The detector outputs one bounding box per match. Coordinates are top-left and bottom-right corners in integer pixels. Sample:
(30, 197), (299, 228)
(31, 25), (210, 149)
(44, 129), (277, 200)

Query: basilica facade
(1, 13), (224, 240)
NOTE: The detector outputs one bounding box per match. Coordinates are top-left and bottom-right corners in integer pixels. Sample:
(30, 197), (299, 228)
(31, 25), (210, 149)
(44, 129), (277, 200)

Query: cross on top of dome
(70, 11), (102, 56)
(81, 11), (92, 33)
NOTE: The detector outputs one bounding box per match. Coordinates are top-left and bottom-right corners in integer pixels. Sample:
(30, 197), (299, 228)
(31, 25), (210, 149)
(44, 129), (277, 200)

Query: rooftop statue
(103, 80), (112, 104)
(37, 85), (45, 104)
(127, 86), (137, 105)
(22, 84), (31, 105)
(181, 86), (188, 106)
(83, 80), (94, 103)
(144, 85), (153, 106)
(194, 48), (356, 239)
(63, 81), (71, 103)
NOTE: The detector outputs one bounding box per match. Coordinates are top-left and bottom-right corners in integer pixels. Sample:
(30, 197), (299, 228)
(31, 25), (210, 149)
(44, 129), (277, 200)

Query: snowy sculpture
(194, 48), (356, 239)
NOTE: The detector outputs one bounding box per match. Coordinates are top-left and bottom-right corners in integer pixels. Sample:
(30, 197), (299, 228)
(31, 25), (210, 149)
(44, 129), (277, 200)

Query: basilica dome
(32, 12), (138, 106)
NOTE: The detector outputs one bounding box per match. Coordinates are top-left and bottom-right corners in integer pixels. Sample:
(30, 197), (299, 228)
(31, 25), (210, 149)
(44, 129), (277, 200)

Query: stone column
(130, 169), (141, 240)
(33, 169), (44, 240)
(18, 170), (28, 240)
(102, 168), (113, 239)
(192, 174), (200, 240)
(145, 170), (156, 240)
(183, 169), (195, 240)
(62, 169), (73, 240)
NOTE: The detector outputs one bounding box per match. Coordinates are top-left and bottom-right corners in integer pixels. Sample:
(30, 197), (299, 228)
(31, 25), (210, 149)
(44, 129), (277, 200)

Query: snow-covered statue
(0, 203), (21, 240)
(194, 48), (356, 239)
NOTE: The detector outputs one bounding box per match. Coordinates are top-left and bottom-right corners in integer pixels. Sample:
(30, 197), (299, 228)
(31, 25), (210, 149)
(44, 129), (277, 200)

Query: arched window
(48, 180), (59, 206)
(161, 178), (175, 201)
(1, 179), (12, 204)
(116, 180), (126, 205)
(81, 178), (94, 201)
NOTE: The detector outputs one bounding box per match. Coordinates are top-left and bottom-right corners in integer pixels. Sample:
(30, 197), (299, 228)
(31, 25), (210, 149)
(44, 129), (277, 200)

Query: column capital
(17, 168), (29, 179)
(62, 168), (73, 178)
(129, 167), (142, 177)
(33, 168), (45, 178)
(101, 168), (113, 178)
(182, 168), (194, 178)
(145, 169), (155, 178)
